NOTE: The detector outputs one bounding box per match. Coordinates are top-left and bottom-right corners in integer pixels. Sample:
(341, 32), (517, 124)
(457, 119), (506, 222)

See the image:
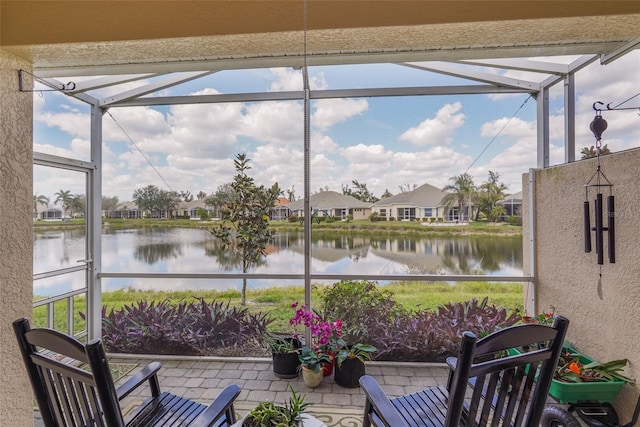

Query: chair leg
(149, 374), (161, 397)
(226, 405), (236, 424)
(363, 399), (372, 427)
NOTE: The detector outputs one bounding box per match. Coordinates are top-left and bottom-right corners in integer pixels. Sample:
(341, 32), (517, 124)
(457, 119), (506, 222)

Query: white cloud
(398, 102), (465, 146)
(268, 68), (302, 91)
(340, 144), (392, 164)
(242, 101), (303, 146)
(480, 117), (535, 139)
(312, 98), (369, 130)
(313, 134), (339, 154)
(104, 107), (170, 143)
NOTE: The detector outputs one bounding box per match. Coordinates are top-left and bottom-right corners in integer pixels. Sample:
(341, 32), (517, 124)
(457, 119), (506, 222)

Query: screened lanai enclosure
(5, 2), (640, 423)
(31, 48), (639, 344)
(4, 0), (630, 351)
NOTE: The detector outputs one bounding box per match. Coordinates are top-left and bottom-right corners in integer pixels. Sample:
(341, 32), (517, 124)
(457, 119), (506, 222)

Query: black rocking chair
(13, 318), (240, 427)
(360, 315), (570, 427)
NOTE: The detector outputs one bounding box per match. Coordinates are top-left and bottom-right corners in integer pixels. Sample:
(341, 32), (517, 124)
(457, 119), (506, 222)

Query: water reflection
(34, 227), (523, 295)
(134, 243), (182, 264)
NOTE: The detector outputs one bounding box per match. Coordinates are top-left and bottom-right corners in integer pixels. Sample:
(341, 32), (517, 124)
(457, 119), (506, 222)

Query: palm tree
(478, 171), (509, 221)
(54, 189), (73, 217)
(68, 194), (85, 218)
(441, 173), (476, 221)
(33, 194), (49, 219)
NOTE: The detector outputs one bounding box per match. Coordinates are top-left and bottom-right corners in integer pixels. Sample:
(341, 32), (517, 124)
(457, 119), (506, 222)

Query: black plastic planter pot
(334, 358), (365, 388)
(272, 351), (300, 378)
(271, 338), (301, 379)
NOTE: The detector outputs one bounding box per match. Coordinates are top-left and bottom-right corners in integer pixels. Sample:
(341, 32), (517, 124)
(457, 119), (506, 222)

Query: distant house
(105, 202), (143, 219)
(498, 191), (523, 217)
(286, 190), (371, 220)
(40, 207), (63, 221)
(372, 183), (449, 221)
(176, 199), (213, 220)
(270, 197), (291, 221)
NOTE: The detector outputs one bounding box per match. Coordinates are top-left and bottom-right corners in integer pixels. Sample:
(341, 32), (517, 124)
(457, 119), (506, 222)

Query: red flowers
(568, 362), (581, 375)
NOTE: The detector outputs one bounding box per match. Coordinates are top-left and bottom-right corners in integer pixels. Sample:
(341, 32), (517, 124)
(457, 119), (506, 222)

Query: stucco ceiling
(2, 1), (640, 76)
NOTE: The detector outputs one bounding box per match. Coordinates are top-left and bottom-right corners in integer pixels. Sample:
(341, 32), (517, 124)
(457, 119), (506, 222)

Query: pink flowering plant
(290, 302), (345, 372)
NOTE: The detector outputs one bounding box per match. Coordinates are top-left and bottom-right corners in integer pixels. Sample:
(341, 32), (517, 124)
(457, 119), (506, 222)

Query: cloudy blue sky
(33, 51), (640, 205)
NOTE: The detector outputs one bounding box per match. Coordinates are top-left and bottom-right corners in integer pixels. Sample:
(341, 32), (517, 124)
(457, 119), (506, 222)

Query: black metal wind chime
(583, 104), (615, 265)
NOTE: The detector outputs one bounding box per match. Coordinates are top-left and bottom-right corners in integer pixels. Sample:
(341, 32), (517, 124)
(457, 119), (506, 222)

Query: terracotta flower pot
(301, 366), (323, 388)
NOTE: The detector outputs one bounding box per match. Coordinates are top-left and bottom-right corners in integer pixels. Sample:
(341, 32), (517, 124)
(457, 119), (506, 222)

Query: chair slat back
(13, 318), (125, 427)
(446, 316), (569, 427)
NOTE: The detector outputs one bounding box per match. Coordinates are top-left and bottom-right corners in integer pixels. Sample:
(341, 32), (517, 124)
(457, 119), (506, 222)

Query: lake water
(34, 227), (523, 296)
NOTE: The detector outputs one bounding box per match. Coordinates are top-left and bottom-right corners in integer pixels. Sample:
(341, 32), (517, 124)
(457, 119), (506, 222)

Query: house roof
(287, 191), (371, 211)
(275, 197), (290, 207)
(180, 199), (209, 210)
(373, 183), (447, 208)
(499, 191), (523, 204)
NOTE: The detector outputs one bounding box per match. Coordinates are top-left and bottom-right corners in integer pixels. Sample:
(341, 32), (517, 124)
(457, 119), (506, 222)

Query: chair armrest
(116, 361), (162, 400)
(359, 375), (409, 427)
(446, 356), (457, 370)
(189, 384), (241, 427)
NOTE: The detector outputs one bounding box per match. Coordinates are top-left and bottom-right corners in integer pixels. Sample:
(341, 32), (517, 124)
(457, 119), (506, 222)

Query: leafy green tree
(343, 180), (379, 203)
(101, 195), (119, 212)
(398, 183), (417, 193)
(180, 190), (194, 202)
(477, 171), (509, 222)
(132, 185), (162, 214)
(286, 186), (296, 202)
(380, 189), (393, 199)
(210, 154), (282, 305)
(196, 191), (207, 200)
(160, 191), (183, 218)
(441, 173), (476, 221)
(204, 183), (235, 219)
(196, 208), (209, 220)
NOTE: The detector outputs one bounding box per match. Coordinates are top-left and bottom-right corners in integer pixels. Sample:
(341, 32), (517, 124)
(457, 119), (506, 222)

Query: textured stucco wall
(0, 48), (34, 425)
(524, 148), (640, 421)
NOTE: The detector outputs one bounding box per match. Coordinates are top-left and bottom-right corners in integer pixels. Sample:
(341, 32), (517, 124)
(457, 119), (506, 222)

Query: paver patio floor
(34, 355), (449, 426)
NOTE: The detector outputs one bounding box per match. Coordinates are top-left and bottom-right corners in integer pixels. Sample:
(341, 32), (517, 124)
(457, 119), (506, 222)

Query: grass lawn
(34, 217), (522, 237)
(34, 281), (524, 336)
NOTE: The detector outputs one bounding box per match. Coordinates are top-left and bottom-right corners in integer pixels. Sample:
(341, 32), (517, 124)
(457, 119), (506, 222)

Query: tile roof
(373, 183), (447, 208)
(286, 191), (371, 211)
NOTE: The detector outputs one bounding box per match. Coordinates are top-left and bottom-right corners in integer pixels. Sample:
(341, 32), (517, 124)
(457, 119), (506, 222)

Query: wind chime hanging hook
(590, 103), (608, 147)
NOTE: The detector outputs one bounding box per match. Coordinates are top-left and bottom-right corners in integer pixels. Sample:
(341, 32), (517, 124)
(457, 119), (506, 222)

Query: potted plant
(521, 306), (555, 325)
(298, 346), (331, 388)
(289, 302), (342, 386)
(263, 332), (301, 379)
(236, 385), (314, 426)
(550, 347), (635, 404)
(334, 343), (377, 388)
